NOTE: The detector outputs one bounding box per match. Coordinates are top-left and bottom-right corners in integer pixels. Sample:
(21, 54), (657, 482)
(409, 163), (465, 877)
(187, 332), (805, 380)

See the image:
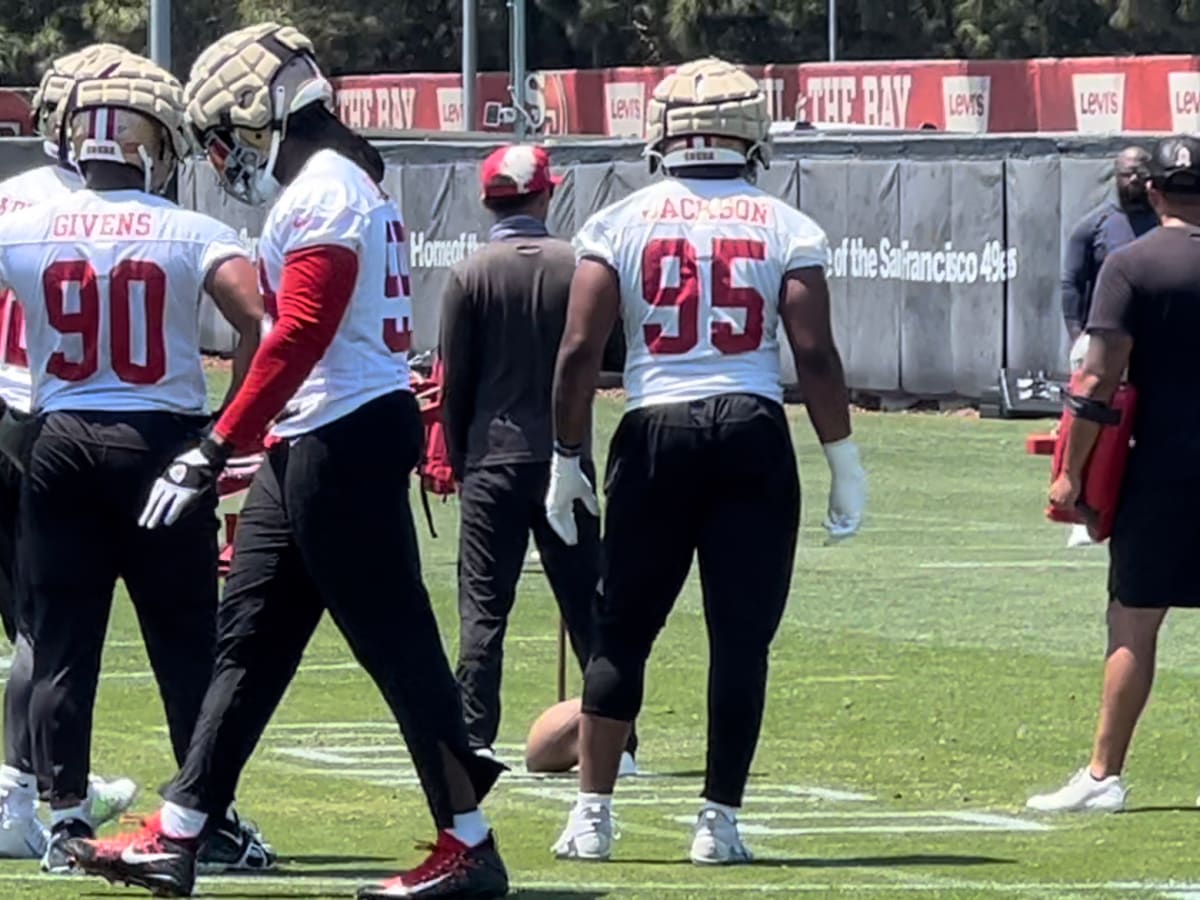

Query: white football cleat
(552, 802), (613, 861)
(0, 768), (46, 859)
(81, 774), (139, 831)
(617, 752), (638, 778)
(690, 807), (752, 865)
(1026, 767), (1127, 813)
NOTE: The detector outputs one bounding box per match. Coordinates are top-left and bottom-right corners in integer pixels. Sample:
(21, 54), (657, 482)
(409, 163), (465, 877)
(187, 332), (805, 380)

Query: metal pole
(828, 0), (837, 61)
(510, 0), (527, 139)
(462, 0), (477, 131)
(149, 0), (171, 70)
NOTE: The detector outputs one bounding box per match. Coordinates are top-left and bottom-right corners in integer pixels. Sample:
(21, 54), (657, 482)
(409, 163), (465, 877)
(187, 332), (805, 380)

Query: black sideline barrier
(0, 133), (1157, 399)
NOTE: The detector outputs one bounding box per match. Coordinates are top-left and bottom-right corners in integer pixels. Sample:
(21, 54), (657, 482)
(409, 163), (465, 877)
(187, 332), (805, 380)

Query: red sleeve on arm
(214, 244), (358, 451)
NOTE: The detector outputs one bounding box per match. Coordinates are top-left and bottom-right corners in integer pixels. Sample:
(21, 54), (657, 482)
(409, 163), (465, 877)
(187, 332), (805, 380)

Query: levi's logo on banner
(437, 87), (465, 131)
(604, 82), (645, 138)
(795, 75), (912, 127)
(1169, 72), (1200, 132)
(1072, 73), (1125, 133)
(941, 76), (990, 132)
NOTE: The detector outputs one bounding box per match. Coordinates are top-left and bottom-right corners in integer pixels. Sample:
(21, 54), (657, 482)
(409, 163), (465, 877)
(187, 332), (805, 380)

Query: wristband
(554, 439), (583, 458)
(199, 436), (233, 469)
(1063, 392), (1120, 426)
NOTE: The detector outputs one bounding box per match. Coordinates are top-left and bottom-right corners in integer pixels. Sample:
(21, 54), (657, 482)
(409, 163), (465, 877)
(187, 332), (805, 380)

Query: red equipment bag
(410, 356), (456, 537)
(1046, 373), (1138, 541)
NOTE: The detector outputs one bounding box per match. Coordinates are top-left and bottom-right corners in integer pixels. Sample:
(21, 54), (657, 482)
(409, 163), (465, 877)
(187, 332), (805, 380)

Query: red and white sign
(1169, 71), (1200, 132)
(1072, 72), (1125, 133)
(329, 56), (1200, 136)
(436, 87), (465, 132)
(604, 81), (646, 138)
(941, 75), (991, 133)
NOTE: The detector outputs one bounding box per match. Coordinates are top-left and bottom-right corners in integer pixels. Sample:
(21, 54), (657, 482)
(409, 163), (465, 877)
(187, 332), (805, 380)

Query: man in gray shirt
(441, 145), (635, 771)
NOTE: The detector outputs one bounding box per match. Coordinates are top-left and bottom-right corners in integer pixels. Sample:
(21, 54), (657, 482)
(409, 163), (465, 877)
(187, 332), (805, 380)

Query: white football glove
(823, 437), (866, 540)
(139, 439), (228, 530)
(544, 453), (600, 546)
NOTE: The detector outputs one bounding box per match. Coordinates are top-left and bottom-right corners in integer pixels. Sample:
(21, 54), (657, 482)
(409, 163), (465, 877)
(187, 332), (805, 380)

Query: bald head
(1116, 146), (1151, 210)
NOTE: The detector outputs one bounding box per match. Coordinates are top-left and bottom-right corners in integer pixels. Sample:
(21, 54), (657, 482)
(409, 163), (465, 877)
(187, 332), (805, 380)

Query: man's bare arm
(206, 256), (264, 411)
(1063, 330), (1131, 480)
(553, 259), (620, 448)
(779, 267), (852, 443)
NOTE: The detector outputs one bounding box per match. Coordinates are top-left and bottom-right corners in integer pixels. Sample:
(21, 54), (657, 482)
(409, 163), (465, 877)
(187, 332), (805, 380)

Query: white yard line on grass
(0, 874), (1195, 894)
(919, 560), (1107, 569)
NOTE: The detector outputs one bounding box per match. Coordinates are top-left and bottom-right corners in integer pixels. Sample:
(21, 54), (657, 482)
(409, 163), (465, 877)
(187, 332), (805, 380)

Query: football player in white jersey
(68, 24), (508, 899)
(545, 58), (867, 864)
(0, 44), (145, 863)
(0, 52), (264, 872)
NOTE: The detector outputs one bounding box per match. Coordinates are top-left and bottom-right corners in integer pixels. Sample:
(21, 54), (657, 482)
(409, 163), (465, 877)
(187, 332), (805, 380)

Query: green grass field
(7, 385), (1200, 899)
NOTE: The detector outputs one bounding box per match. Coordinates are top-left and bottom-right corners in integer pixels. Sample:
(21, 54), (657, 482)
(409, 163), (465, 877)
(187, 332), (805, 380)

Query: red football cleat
(357, 830), (509, 898)
(66, 811), (198, 897)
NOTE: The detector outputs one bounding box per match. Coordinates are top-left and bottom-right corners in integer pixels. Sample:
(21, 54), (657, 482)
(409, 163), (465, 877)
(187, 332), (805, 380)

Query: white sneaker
(552, 802), (614, 861)
(81, 774), (138, 831)
(0, 767), (45, 859)
(1067, 524), (1095, 548)
(690, 807), (752, 865)
(617, 752), (638, 778)
(1026, 767), (1127, 813)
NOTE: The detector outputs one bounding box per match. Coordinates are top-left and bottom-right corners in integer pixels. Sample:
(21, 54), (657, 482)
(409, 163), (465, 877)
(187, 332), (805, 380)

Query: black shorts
(1108, 476), (1200, 608)
(598, 393), (801, 653)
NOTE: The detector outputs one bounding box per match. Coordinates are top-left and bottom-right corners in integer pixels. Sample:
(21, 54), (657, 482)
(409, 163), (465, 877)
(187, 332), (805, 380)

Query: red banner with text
(333, 56), (1200, 137)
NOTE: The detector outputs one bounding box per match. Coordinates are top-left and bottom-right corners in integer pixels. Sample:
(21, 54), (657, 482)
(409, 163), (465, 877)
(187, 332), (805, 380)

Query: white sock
(448, 809), (489, 848)
(701, 799), (739, 821)
(50, 804), (87, 829)
(160, 801), (208, 839)
(577, 792), (612, 811)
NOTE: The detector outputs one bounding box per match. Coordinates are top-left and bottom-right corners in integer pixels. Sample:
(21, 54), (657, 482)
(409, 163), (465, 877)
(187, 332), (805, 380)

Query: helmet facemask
(184, 24), (332, 207)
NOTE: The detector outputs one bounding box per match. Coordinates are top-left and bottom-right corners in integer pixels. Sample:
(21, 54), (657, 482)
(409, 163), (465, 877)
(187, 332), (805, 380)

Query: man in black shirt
(441, 145), (635, 771)
(1061, 146), (1157, 344)
(1029, 136), (1200, 814)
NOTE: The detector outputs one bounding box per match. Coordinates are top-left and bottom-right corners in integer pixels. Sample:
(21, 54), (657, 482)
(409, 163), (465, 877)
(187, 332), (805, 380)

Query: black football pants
(0, 450), (33, 777)
(166, 391), (502, 828)
(455, 462), (635, 755)
(21, 411), (218, 807)
(582, 393), (800, 807)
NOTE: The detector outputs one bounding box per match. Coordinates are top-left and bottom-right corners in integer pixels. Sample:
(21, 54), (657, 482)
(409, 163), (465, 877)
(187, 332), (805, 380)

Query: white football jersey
(0, 164), (84, 411)
(256, 149), (412, 439)
(0, 189), (247, 415)
(574, 176), (829, 410)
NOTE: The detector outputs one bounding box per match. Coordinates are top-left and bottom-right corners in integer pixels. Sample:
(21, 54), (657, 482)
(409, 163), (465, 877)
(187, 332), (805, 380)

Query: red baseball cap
(480, 144), (561, 198)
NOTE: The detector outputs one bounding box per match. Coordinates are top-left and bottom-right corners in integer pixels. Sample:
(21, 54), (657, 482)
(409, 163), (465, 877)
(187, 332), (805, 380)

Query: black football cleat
(197, 811), (276, 873)
(357, 830), (509, 898)
(65, 811), (197, 897)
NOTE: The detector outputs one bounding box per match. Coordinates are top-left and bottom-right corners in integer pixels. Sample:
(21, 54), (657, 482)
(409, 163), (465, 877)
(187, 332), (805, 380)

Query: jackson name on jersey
(0, 164), (84, 411)
(255, 148), (413, 439)
(0, 188), (247, 415)
(573, 177), (829, 410)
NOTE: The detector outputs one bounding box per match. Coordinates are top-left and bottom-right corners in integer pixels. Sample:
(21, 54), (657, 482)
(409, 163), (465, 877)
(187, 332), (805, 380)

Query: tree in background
(1, 0), (1200, 84)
